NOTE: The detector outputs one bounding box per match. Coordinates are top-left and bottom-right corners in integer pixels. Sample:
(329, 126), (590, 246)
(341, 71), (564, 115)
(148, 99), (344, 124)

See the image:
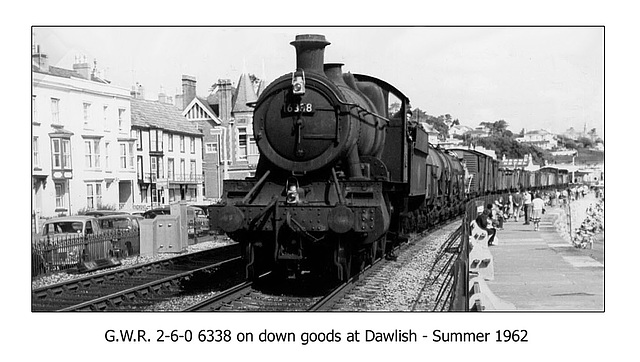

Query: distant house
(418, 122), (441, 144)
(131, 97), (204, 207)
(515, 129), (558, 150)
(466, 127), (491, 140)
(550, 148), (577, 157)
(449, 124), (472, 137)
(500, 153), (538, 172)
(180, 73), (264, 200)
(593, 141), (604, 151)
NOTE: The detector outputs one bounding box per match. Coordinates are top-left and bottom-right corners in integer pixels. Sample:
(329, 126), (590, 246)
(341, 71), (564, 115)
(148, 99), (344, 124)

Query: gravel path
(333, 222), (461, 311)
(31, 236), (235, 290)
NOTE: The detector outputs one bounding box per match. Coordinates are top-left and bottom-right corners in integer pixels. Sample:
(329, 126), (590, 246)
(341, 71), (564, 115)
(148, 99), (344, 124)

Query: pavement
(484, 203), (604, 311)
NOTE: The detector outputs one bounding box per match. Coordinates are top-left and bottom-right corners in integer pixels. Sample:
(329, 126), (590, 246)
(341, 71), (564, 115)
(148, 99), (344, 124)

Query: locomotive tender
(208, 34), (569, 281)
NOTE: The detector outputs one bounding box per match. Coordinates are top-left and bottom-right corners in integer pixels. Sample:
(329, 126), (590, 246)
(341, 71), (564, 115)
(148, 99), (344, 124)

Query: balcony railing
(141, 172), (203, 184)
(169, 173), (203, 183)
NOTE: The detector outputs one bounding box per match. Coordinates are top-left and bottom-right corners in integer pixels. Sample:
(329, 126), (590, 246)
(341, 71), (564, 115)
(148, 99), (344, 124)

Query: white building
(419, 122), (441, 144)
(515, 129), (558, 150)
(449, 124), (472, 137)
(32, 47), (136, 218)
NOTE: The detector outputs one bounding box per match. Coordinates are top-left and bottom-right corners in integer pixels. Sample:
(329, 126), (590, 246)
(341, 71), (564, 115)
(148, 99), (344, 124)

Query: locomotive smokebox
(291, 34), (331, 74)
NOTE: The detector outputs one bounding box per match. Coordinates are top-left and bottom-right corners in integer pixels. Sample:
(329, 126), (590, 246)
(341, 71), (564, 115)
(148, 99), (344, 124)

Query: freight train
(208, 34), (570, 281)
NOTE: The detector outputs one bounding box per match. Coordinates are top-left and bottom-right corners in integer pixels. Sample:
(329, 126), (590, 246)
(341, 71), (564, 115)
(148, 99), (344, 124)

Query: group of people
(475, 189), (548, 245)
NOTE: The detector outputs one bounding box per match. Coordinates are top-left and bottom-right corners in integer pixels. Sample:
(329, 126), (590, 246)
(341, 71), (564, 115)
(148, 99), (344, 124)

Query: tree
(578, 137), (594, 148)
(412, 107), (429, 123)
(388, 102), (401, 116)
(476, 135), (552, 164)
(480, 120), (510, 137)
(557, 135), (577, 149)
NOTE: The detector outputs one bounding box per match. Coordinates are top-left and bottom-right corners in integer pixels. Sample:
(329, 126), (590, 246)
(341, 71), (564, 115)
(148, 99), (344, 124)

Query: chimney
(158, 87), (167, 104)
(73, 55), (91, 79)
(32, 44), (49, 72)
(290, 34), (330, 74)
(130, 83), (145, 99)
(217, 79), (233, 124)
(182, 75), (197, 110)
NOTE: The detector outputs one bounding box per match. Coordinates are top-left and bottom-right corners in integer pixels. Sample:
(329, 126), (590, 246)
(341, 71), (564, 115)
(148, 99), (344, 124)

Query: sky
(33, 26), (603, 137)
(13, 3), (639, 359)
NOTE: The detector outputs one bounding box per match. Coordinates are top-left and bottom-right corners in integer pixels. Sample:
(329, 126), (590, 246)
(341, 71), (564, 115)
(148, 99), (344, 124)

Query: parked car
(98, 214), (143, 257)
(190, 205), (210, 235)
(142, 205), (208, 237)
(83, 210), (127, 217)
(120, 209), (145, 217)
(37, 216), (110, 268)
(142, 206), (170, 219)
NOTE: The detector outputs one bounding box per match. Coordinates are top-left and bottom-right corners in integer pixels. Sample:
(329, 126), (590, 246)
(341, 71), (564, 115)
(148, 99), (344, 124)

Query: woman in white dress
(531, 193), (545, 231)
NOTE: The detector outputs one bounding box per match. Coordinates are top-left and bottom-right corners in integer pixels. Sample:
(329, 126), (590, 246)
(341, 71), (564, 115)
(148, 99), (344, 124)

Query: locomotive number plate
(283, 102), (314, 115)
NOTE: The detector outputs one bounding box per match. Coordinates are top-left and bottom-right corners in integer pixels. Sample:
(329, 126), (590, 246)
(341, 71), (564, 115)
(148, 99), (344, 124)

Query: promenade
(484, 195), (604, 311)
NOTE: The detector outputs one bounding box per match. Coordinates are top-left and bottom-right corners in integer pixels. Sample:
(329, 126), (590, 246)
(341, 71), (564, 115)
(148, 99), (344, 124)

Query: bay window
(52, 138), (71, 169)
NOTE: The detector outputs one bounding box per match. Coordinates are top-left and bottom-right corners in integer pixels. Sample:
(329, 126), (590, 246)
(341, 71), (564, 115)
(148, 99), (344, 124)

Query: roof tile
(131, 98), (202, 136)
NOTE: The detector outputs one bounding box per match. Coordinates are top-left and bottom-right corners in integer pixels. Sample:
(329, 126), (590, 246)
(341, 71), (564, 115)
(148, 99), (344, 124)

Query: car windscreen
(43, 221), (83, 235)
(100, 218), (131, 229)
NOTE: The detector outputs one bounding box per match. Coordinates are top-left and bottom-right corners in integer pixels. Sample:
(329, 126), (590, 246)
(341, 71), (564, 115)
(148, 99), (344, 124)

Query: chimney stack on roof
(182, 75), (197, 110)
(217, 79), (233, 124)
(131, 82), (145, 99)
(32, 44), (49, 72)
(73, 54), (91, 79)
(158, 86), (167, 104)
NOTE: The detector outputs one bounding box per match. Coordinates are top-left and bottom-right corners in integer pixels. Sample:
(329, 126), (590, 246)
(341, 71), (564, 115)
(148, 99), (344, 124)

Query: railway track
(183, 272), (333, 312)
(183, 220), (459, 312)
(31, 244), (242, 311)
(183, 242), (405, 312)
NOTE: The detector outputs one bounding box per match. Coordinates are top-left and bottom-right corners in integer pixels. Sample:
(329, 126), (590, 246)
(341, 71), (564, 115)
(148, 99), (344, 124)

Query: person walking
(494, 197), (504, 229)
(523, 189), (532, 225)
(507, 192), (514, 219)
(531, 193), (545, 231)
(512, 190), (523, 222)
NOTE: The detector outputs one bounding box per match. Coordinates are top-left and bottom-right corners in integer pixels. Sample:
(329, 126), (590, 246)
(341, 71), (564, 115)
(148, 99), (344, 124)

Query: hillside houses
(515, 129), (558, 150)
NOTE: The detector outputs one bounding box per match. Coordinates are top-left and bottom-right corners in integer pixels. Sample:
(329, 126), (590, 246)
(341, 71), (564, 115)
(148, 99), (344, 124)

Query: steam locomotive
(208, 34), (569, 281)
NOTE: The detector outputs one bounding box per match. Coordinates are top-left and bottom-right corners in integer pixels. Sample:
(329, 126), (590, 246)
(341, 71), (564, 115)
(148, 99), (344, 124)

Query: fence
(449, 193), (504, 311)
(31, 229), (139, 278)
